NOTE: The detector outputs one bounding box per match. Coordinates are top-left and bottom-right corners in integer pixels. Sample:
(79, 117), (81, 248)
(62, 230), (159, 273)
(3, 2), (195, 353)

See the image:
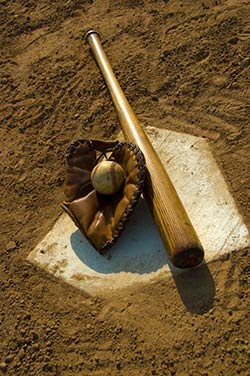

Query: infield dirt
(1, 0), (250, 375)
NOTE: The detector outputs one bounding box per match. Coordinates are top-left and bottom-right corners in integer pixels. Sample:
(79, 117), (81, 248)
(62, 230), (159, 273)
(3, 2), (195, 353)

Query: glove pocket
(62, 140), (146, 253)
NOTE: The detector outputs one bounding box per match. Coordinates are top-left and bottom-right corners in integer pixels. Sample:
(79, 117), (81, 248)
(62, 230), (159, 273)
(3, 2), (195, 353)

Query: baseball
(91, 160), (125, 195)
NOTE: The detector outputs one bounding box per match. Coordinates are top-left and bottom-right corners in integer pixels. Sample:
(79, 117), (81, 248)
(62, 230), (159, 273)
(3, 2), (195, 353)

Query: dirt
(1, 0), (250, 375)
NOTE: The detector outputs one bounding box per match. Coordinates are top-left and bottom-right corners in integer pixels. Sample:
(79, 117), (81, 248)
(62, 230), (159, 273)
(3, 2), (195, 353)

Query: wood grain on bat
(85, 30), (204, 268)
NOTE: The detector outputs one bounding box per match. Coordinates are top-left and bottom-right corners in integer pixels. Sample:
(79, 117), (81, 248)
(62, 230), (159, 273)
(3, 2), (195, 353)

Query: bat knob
(85, 29), (100, 41)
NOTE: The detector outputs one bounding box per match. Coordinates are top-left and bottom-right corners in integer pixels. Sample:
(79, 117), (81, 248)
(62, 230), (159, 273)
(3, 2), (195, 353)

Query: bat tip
(172, 246), (205, 269)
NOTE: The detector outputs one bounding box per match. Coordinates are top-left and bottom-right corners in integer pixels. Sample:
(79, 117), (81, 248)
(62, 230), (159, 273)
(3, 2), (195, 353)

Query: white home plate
(28, 127), (250, 295)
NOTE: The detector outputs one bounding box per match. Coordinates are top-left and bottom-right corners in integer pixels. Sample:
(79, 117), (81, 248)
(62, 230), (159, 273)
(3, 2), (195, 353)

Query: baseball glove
(62, 139), (146, 253)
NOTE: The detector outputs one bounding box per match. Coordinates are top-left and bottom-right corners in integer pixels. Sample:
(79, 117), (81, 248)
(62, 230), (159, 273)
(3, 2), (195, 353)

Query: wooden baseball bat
(85, 30), (204, 268)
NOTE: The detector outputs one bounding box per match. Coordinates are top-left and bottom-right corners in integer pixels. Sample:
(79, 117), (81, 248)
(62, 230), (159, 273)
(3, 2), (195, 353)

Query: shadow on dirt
(171, 262), (215, 314)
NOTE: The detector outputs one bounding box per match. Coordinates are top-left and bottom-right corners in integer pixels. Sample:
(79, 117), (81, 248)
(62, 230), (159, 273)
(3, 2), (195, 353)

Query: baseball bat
(85, 30), (204, 268)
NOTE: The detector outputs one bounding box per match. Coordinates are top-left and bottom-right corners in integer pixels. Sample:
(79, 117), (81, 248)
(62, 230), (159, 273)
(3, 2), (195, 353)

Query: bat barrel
(85, 30), (204, 268)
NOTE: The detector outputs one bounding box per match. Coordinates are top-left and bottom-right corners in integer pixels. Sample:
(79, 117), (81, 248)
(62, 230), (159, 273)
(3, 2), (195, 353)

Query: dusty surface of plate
(28, 127), (250, 295)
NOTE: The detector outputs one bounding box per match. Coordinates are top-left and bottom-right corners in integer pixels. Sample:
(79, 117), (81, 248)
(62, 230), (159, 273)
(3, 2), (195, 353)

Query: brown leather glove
(62, 139), (146, 253)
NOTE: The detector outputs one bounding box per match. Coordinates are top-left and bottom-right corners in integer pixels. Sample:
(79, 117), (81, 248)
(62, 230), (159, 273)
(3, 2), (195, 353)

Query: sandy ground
(1, 0), (250, 375)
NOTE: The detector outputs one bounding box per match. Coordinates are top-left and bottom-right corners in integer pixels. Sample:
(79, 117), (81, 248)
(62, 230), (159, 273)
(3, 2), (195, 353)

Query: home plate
(28, 127), (250, 295)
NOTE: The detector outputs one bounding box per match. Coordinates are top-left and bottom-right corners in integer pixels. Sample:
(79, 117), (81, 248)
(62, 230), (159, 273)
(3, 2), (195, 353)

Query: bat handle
(85, 30), (204, 268)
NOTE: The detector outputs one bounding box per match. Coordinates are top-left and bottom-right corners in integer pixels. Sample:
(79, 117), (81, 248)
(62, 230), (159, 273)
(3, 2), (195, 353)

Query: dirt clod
(4, 354), (15, 364)
(0, 362), (7, 372)
(6, 241), (17, 251)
